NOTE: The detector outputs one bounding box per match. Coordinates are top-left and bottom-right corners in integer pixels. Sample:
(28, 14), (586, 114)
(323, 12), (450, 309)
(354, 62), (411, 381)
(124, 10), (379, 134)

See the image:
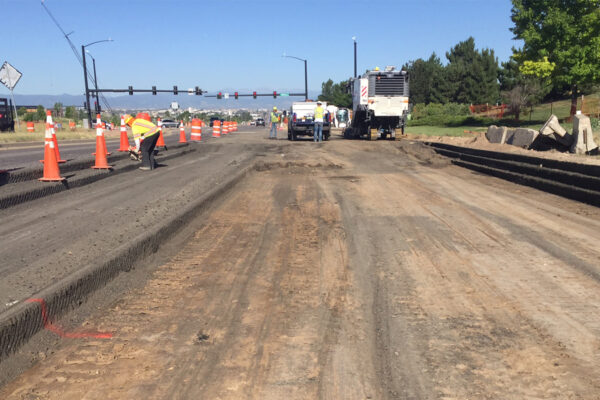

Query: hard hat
(273, 106), (277, 110)
(374, 66), (380, 71)
(317, 101), (322, 104)
(124, 114), (134, 125)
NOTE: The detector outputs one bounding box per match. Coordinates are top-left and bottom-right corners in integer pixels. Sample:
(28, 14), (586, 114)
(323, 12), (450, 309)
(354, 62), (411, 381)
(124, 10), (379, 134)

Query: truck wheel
(291, 130), (297, 141)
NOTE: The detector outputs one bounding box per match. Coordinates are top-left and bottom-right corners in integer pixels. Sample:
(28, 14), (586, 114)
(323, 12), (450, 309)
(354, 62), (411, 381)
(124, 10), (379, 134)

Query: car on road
(255, 118), (265, 127)
(160, 119), (179, 128)
(91, 120), (113, 130)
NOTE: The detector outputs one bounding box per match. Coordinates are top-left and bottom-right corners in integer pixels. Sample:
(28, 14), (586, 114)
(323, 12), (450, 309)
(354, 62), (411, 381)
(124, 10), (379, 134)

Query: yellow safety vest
(314, 106), (324, 121)
(271, 112), (280, 123)
(131, 119), (159, 140)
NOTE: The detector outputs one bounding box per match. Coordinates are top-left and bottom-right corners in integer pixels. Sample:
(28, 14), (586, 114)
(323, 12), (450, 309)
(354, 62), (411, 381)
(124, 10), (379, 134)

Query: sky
(1, 0), (520, 98)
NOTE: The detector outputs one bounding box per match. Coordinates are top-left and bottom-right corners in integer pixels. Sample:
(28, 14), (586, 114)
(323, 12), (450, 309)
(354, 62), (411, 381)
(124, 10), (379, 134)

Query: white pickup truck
(287, 101), (330, 141)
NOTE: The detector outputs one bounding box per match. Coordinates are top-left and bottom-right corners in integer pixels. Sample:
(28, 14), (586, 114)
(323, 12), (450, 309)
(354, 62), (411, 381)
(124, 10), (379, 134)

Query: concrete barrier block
(571, 114), (599, 154)
(507, 128), (539, 148)
(486, 125), (507, 144)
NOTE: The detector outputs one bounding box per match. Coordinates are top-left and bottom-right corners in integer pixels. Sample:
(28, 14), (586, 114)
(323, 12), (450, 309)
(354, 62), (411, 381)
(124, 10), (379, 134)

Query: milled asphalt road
(0, 126), (273, 311)
(0, 127), (202, 170)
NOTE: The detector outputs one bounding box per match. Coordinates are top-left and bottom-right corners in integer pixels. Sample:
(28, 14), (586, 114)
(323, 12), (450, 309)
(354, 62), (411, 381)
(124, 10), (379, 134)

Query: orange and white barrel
(213, 120), (221, 137)
(191, 118), (202, 141)
(27, 122), (35, 132)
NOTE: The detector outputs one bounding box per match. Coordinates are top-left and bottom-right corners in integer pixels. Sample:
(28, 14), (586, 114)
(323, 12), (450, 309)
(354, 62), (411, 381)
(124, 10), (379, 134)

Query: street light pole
(283, 54), (308, 101)
(81, 45), (92, 126)
(81, 38), (112, 128)
(87, 51), (101, 114)
(353, 36), (357, 78)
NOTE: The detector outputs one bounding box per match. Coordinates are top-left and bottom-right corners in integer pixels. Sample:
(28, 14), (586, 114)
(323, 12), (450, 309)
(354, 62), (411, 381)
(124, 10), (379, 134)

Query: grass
(404, 126), (486, 137)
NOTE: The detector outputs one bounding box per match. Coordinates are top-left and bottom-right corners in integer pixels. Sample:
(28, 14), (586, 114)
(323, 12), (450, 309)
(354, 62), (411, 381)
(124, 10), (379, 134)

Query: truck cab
(287, 101), (330, 141)
(0, 98), (15, 132)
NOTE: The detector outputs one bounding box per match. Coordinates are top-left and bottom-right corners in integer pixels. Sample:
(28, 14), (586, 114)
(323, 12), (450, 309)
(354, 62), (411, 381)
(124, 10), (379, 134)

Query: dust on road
(2, 135), (600, 399)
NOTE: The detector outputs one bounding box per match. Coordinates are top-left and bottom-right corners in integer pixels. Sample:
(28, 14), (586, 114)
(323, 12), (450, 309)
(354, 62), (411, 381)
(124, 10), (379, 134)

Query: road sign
(188, 88), (194, 95)
(224, 92), (230, 99)
(0, 62), (22, 90)
(280, 93), (290, 97)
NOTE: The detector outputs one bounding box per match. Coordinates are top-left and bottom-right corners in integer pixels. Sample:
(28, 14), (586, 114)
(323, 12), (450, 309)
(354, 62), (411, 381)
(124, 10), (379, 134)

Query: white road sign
(188, 88), (194, 95)
(0, 62), (22, 90)
(224, 93), (229, 99)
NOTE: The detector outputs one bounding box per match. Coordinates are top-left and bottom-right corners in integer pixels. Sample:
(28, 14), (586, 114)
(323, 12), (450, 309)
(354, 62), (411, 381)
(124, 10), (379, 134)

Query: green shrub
(408, 102), (488, 126)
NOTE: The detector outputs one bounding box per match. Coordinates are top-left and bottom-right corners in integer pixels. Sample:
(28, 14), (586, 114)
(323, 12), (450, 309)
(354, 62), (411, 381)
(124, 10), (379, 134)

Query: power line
(40, 0), (113, 113)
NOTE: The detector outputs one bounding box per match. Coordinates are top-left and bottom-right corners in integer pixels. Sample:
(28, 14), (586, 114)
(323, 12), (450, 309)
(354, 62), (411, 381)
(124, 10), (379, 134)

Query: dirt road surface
(2, 130), (600, 399)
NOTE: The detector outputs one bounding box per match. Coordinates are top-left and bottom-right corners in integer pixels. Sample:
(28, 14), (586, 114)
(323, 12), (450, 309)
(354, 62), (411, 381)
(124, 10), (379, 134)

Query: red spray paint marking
(26, 298), (113, 339)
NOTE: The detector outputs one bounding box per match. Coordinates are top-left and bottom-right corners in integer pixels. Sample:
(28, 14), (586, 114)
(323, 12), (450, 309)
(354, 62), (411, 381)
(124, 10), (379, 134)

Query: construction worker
(269, 106), (280, 139)
(314, 101), (325, 142)
(123, 114), (160, 170)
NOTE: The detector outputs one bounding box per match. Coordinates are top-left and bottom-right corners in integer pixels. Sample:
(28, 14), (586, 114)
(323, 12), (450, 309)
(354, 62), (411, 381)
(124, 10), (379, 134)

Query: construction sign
(0, 61), (22, 90)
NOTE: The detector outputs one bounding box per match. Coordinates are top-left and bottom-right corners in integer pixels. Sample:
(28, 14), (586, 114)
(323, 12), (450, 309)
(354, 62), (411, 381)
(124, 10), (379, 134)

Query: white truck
(287, 101), (331, 141)
(343, 66), (410, 140)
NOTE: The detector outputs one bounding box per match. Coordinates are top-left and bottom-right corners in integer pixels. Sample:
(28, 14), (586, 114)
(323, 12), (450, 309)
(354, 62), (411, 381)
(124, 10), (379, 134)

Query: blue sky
(1, 0), (519, 97)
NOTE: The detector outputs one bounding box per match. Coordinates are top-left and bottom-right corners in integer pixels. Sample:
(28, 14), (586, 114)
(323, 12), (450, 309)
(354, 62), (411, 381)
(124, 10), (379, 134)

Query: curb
(0, 162), (253, 363)
(0, 144), (195, 210)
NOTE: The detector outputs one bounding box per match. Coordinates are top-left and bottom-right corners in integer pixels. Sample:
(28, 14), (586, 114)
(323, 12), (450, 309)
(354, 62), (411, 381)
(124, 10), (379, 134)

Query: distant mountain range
(8, 91), (322, 111)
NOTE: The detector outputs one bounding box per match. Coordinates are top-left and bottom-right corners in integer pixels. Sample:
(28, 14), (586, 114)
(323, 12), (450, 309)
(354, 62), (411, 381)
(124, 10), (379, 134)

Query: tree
(65, 106), (76, 119)
(318, 79), (352, 108)
(404, 53), (448, 104)
(445, 37), (499, 104)
(35, 105), (46, 121)
(511, 0), (600, 117)
(53, 102), (63, 118)
(500, 56), (552, 120)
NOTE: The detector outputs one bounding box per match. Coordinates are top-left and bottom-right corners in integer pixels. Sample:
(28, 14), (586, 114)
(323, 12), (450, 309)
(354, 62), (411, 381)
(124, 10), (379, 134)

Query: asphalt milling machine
(343, 66), (410, 140)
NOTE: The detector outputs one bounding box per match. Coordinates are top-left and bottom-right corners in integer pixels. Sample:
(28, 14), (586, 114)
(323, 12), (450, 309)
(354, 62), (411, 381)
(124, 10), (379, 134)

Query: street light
(82, 38), (112, 127)
(283, 53), (308, 101)
(352, 36), (357, 78)
(85, 50), (100, 115)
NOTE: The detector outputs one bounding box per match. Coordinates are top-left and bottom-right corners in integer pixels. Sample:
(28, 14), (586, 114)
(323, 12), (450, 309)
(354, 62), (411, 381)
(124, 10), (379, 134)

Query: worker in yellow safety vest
(124, 114), (161, 170)
(269, 106), (280, 139)
(313, 101), (325, 142)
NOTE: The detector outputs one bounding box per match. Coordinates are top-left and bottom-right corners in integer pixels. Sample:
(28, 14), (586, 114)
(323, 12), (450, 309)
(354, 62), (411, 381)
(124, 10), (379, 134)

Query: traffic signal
(253, 91), (257, 99)
(128, 86), (133, 95)
(152, 86), (157, 95)
(234, 92), (238, 100)
(273, 91), (277, 98)
(173, 86), (178, 95)
(195, 86), (201, 95)
(217, 92), (222, 99)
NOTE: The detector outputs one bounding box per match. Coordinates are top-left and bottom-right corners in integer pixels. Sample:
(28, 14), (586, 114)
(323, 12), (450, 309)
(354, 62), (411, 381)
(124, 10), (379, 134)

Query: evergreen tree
(318, 79), (352, 108)
(445, 37), (499, 104)
(404, 53), (448, 104)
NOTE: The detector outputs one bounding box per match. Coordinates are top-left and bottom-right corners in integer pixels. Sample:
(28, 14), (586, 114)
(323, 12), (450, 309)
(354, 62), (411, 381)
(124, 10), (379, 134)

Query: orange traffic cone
(92, 116), (111, 169)
(39, 122), (65, 181)
(179, 121), (188, 143)
(42, 110), (66, 163)
(92, 115), (111, 156)
(156, 118), (166, 148)
(118, 115), (130, 151)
